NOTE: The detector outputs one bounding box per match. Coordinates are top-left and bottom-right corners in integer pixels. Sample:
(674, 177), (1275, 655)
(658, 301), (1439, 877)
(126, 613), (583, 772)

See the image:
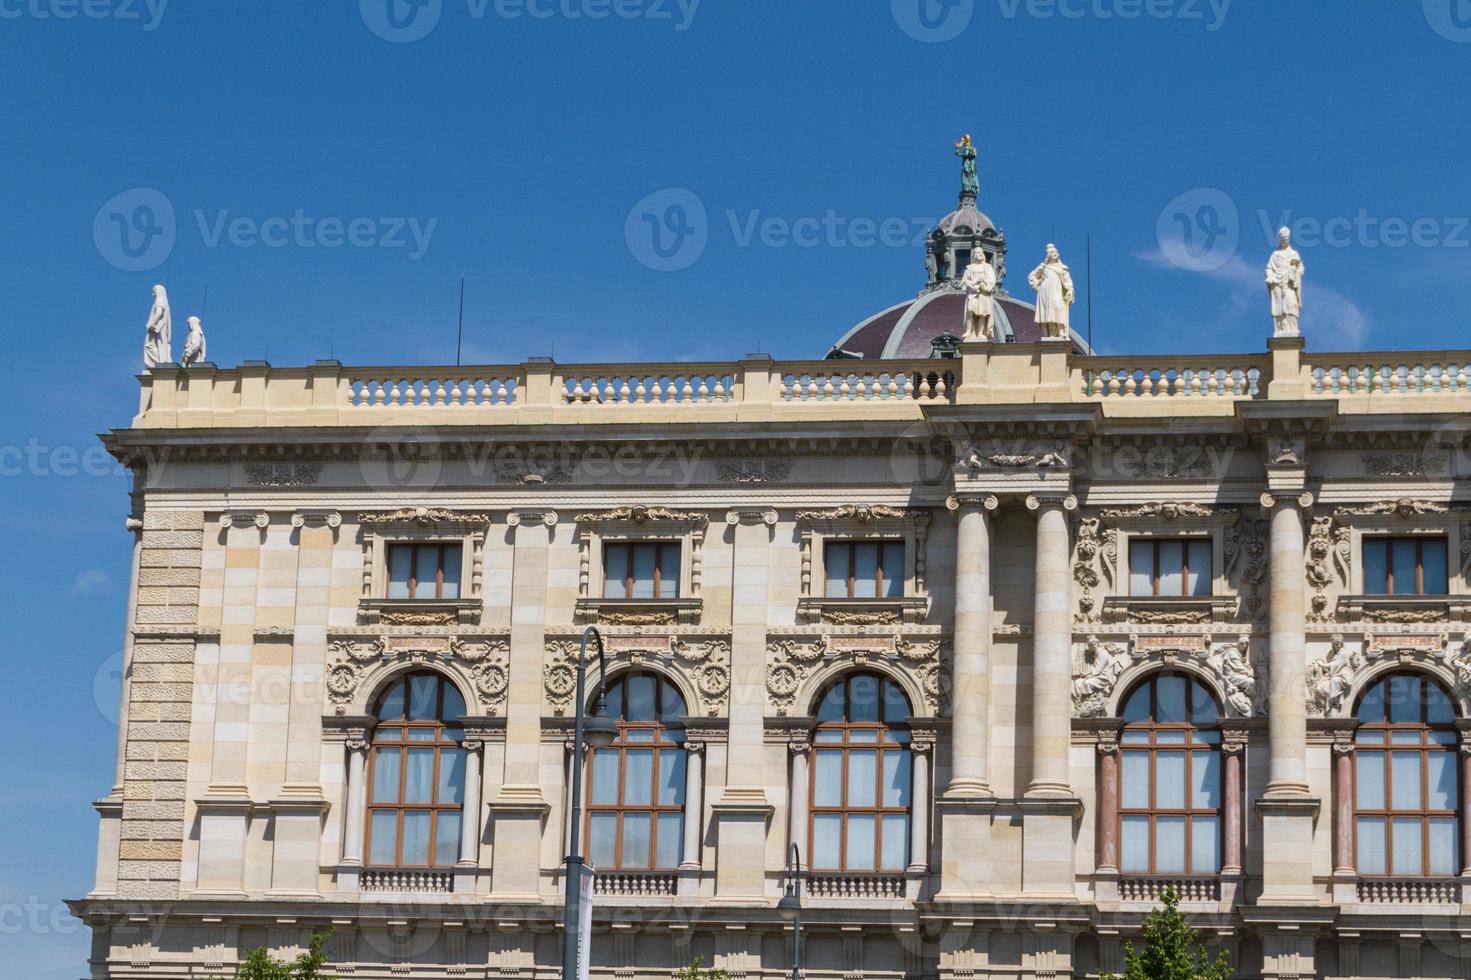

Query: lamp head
(585, 704), (619, 749)
(776, 887), (801, 922)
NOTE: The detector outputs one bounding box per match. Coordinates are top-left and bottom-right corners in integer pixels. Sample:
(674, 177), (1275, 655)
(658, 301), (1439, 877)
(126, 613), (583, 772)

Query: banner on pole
(577, 864), (596, 980)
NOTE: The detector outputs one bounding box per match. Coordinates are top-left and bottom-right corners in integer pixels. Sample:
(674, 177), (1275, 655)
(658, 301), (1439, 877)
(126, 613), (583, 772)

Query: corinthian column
(1026, 493), (1077, 798)
(1264, 491), (1312, 797)
(945, 494), (998, 797)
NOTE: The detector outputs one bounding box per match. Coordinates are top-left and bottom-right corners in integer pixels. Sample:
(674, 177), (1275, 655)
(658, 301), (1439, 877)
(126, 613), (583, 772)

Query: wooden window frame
(1128, 538), (1212, 598)
(601, 542), (682, 600)
(1363, 536), (1449, 597)
(823, 540), (906, 600)
(386, 541), (463, 601)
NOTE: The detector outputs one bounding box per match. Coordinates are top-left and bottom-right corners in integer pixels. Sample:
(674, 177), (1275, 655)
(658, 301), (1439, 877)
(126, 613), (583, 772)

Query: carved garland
(765, 633), (949, 716)
(542, 634), (731, 717)
(1070, 634), (1260, 719)
(326, 634), (510, 715)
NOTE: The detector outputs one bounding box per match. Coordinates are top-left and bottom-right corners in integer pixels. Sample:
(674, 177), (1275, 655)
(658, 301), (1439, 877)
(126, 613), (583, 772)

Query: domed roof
(828, 289), (1092, 359)
(935, 200), (994, 237)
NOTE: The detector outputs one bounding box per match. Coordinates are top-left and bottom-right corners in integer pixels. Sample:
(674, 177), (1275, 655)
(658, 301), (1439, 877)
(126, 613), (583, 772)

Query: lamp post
(777, 843), (803, 980)
(562, 626), (618, 980)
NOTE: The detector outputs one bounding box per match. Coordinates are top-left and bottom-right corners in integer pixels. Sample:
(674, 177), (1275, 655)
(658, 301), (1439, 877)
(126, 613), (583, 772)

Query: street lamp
(777, 843), (802, 980)
(562, 626), (617, 980)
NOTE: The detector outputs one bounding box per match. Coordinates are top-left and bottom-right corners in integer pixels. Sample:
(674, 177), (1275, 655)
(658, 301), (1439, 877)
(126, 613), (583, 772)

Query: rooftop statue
(143, 284), (172, 369)
(1028, 243), (1075, 341)
(954, 134), (978, 199)
(1265, 225), (1305, 336)
(959, 252), (997, 340)
(181, 316), (207, 367)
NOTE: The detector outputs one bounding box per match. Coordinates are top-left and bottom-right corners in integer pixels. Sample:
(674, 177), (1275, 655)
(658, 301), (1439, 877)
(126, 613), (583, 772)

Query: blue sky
(3, 1), (1470, 975)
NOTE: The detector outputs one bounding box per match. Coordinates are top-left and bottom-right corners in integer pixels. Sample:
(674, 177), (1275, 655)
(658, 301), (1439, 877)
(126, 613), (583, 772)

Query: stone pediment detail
(765, 628), (948, 717)
(325, 632), (510, 716)
(1071, 633), (1260, 719)
(543, 629), (731, 718)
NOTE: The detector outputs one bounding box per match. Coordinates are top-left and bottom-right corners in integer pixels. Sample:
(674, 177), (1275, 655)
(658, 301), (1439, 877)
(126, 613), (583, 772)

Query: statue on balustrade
(181, 316), (207, 368)
(959, 252), (997, 341)
(143, 284), (172, 369)
(1265, 226), (1305, 336)
(1028, 244), (1075, 341)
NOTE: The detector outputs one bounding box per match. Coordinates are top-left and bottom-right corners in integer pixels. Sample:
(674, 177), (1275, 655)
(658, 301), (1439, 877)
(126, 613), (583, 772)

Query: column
(908, 741), (931, 873)
(1460, 741), (1471, 877)
(945, 495), (997, 797)
(1096, 738), (1119, 875)
(1223, 737), (1246, 876)
(1026, 493), (1076, 797)
(788, 742), (809, 855)
(339, 730), (369, 892)
(1333, 739), (1354, 877)
(1265, 493), (1310, 797)
(455, 739), (484, 894)
(680, 743), (705, 871)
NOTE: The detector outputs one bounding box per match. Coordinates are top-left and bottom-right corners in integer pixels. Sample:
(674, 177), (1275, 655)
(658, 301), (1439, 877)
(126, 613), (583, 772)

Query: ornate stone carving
(1073, 518), (1112, 624)
(1097, 502), (1216, 521)
(219, 510), (269, 530)
(1224, 517), (1268, 621)
(1446, 639), (1471, 705)
(795, 504), (930, 524)
(326, 634), (510, 716)
(766, 632), (947, 716)
(823, 609), (901, 626)
(725, 507), (779, 527)
(1335, 498), (1449, 518)
(1130, 608), (1211, 625)
(359, 507), (491, 526)
(1361, 451), (1448, 478)
(1265, 226), (1305, 336)
(575, 505), (709, 527)
(1071, 636), (1133, 718)
(1207, 637), (1256, 717)
(1306, 636), (1361, 716)
(291, 510), (342, 529)
(959, 440), (1069, 470)
(1306, 516), (1351, 622)
(543, 633), (731, 716)
(1362, 606), (1448, 624)
(599, 610), (678, 626)
(381, 609), (458, 626)
(246, 462), (323, 487)
(715, 459), (793, 484)
(495, 457), (574, 486)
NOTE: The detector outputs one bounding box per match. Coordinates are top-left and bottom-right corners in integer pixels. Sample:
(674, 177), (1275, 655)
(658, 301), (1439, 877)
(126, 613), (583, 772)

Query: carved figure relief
(1071, 636), (1133, 717)
(543, 633), (731, 717)
(1306, 637), (1361, 716)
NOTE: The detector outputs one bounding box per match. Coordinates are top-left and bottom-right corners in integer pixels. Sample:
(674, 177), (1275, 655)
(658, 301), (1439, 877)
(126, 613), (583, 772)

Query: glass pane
(590, 750), (620, 805)
(881, 542), (905, 598)
(883, 751), (911, 807)
(849, 675), (880, 723)
(589, 813), (617, 870)
(1186, 540), (1211, 596)
(407, 727), (436, 742)
(630, 545), (656, 600)
(1391, 817), (1423, 875)
(881, 814), (910, 871)
(1422, 539), (1448, 594)
(656, 812), (684, 869)
(1122, 729), (1149, 744)
(1155, 816), (1186, 873)
(372, 748), (401, 804)
(414, 547), (440, 600)
(441, 683), (465, 723)
(1427, 750), (1456, 810)
(825, 544), (851, 598)
(814, 751), (843, 807)
(604, 680), (624, 720)
(377, 681), (405, 721)
(817, 681), (845, 722)
(1387, 675), (1418, 724)
(626, 675), (657, 722)
(438, 748), (465, 804)
(401, 811), (431, 865)
(1155, 730), (1187, 745)
(1429, 817), (1458, 875)
(1426, 683), (1455, 725)
(1121, 815), (1150, 872)
(1122, 684), (1150, 723)
(603, 544), (628, 598)
(659, 543), (682, 599)
(440, 545), (462, 599)
(387, 547), (411, 599)
(1192, 751), (1220, 809)
(1391, 730), (1422, 745)
(1191, 816), (1220, 873)
(659, 749), (686, 807)
(846, 814), (876, 870)
(1391, 539), (1418, 596)
(1356, 752), (1385, 809)
(1157, 541), (1185, 597)
(1190, 683), (1219, 725)
(1391, 752), (1423, 809)
(369, 811), (398, 865)
(1156, 753), (1186, 808)
(815, 730), (843, 744)
(1129, 541), (1154, 597)
(378, 727), (404, 741)
(1358, 681), (1385, 723)
(848, 751), (878, 807)
(1363, 539), (1388, 594)
(852, 544), (878, 599)
(812, 813), (842, 869)
(408, 675), (438, 720)
(659, 679), (686, 720)
(625, 728), (655, 743)
(1156, 676), (1187, 723)
(1122, 752), (1150, 809)
(435, 811), (461, 867)
(1356, 817), (1386, 875)
(621, 814), (652, 868)
(882, 681), (911, 724)
(624, 750), (654, 806)
(404, 748), (434, 803)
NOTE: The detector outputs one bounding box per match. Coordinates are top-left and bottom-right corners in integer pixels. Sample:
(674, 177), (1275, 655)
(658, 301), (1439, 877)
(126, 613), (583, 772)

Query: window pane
(387, 547), (412, 599)
(1429, 817), (1458, 875)
(1129, 541), (1154, 597)
(404, 748), (434, 803)
(1422, 539), (1448, 594)
(1426, 683), (1455, 725)
(1356, 817), (1386, 875)
(1121, 815), (1150, 872)
(624, 750), (654, 806)
(656, 812), (683, 869)
(1363, 539), (1389, 594)
(1157, 540), (1185, 596)
(1156, 753), (1186, 808)
(846, 814), (877, 870)
(401, 811), (431, 865)
(435, 811), (461, 867)
(630, 545), (656, 599)
(1357, 752), (1386, 809)
(1391, 539), (1418, 596)
(621, 814), (652, 868)
(883, 681), (911, 724)
(589, 813), (617, 870)
(604, 544), (628, 598)
(440, 545), (462, 599)
(441, 683), (465, 723)
(849, 675), (880, 723)
(626, 675), (657, 723)
(1391, 817), (1423, 875)
(817, 681), (845, 722)
(847, 751), (878, 807)
(1156, 676), (1187, 723)
(659, 679), (686, 719)
(1358, 681), (1386, 723)
(881, 814), (910, 871)
(1155, 730), (1187, 745)
(591, 750), (621, 805)
(414, 547), (440, 600)
(408, 675), (438, 720)
(881, 542), (905, 598)
(1387, 675), (1418, 724)
(372, 749), (402, 804)
(659, 749), (686, 807)
(1192, 816), (1220, 873)
(1427, 750), (1457, 810)
(1122, 752), (1150, 809)
(812, 813), (842, 869)
(1155, 816), (1186, 873)
(1190, 683), (1219, 725)
(1186, 540), (1211, 596)
(814, 751), (843, 806)
(376, 680), (405, 721)
(852, 544), (879, 599)
(369, 811), (398, 866)
(659, 544), (682, 599)
(825, 545), (851, 598)
(1192, 751), (1220, 809)
(438, 748), (465, 805)
(1122, 685), (1150, 723)
(883, 751), (911, 808)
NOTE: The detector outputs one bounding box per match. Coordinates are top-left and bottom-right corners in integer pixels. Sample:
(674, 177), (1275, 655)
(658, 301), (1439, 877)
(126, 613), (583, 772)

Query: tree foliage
(1102, 888), (1231, 980)
(676, 955), (731, 980)
(222, 929), (336, 980)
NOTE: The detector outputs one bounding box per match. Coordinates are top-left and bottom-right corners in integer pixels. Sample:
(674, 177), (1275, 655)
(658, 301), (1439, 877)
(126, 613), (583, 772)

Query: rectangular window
(603, 542), (681, 599)
(824, 541), (905, 599)
(1363, 537), (1449, 595)
(386, 543), (462, 600)
(1129, 539), (1211, 597)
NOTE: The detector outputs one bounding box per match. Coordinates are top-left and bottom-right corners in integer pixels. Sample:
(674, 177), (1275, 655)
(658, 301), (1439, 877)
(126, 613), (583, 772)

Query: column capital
(1259, 490), (1314, 511)
(946, 494), (999, 514)
(1025, 492), (1078, 513)
(1095, 731), (1120, 755)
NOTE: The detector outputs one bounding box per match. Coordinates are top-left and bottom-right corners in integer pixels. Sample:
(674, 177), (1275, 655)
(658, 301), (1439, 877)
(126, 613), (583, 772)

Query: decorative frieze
(245, 462), (323, 487)
(543, 630), (731, 717)
(765, 628), (947, 716)
(715, 458), (793, 483)
(325, 633), (510, 716)
(1070, 633), (1261, 718)
(358, 507), (492, 526)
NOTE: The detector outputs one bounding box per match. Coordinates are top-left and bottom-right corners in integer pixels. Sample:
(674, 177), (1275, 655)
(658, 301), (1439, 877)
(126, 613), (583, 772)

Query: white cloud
(72, 569), (112, 594)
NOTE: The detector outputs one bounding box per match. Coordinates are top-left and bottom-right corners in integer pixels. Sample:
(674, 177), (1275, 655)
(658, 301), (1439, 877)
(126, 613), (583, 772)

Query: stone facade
(71, 338), (1471, 979)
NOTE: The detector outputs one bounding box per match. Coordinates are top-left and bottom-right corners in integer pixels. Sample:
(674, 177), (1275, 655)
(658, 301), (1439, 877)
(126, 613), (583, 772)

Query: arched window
(1353, 674), (1459, 877)
(811, 673), (912, 872)
(587, 673), (687, 870)
(1119, 674), (1222, 875)
(365, 673), (466, 868)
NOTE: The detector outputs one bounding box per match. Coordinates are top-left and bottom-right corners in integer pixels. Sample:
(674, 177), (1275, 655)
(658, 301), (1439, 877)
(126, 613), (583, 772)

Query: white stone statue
(1028, 244), (1074, 340)
(1209, 638), (1256, 717)
(1071, 636), (1133, 718)
(144, 284), (172, 369)
(959, 253), (997, 340)
(1264, 226), (1304, 336)
(1307, 637), (1360, 716)
(181, 316), (207, 367)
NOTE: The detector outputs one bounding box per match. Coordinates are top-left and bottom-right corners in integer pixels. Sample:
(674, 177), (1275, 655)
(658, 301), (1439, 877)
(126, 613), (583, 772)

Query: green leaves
(219, 929), (336, 980)
(676, 955), (731, 980)
(1102, 888), (1232, 980)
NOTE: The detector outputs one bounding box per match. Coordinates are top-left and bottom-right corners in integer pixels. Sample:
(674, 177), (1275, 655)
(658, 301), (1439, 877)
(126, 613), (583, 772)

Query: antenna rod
(1086, 235), (1093, 350)
(202, 284), (209, 316)
(456, 276), (466, 366)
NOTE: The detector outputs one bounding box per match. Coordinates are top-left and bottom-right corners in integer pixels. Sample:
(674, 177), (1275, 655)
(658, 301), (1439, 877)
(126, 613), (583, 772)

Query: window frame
(1126, 536), (1214, 598)
(601, 540), (683, 600)
(386, 541), (464, 601)
(823, 539), (906, 600)
(1361, 535), (1449, 597)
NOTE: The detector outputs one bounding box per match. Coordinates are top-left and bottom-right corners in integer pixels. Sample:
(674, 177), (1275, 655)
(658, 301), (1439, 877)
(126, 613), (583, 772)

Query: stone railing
(593, 871), (678, 897)
(804, 873), (907, 899)
(1306, 356), (1471, 395)
(1118, 876), (1221, 903)
(347, 370), (520, 408)
(778, 364), (956, 402)
(1078, 357), (1265, 399)
(360, 869), (453, 894)
(1356, 877), (1461, 905)
(562, 367), (736, 405)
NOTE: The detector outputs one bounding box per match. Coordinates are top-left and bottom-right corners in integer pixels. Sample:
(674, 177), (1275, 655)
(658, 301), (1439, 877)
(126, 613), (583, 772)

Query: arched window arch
(810, 673), (912, 873)
(365, 672), (467, 868)
(1119, 673), (1222, 875)
(1353, 673), (1460, 877)
(587, 672), (687, 870)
